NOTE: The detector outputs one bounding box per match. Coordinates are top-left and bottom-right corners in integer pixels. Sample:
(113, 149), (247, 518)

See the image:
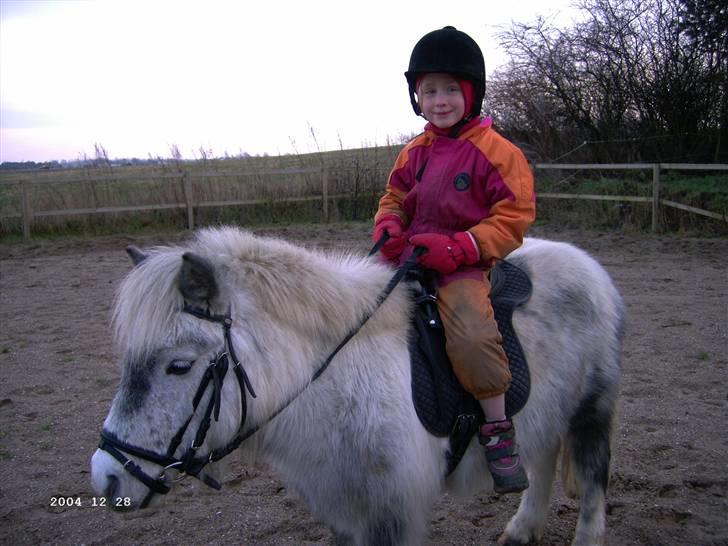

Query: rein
(97, 236), (422, 506)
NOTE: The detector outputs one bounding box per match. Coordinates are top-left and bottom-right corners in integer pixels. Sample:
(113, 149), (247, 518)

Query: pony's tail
(560, 409), (618, 499)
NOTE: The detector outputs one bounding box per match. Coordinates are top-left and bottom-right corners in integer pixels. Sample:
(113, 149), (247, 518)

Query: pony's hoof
(497, 532), (536, 546)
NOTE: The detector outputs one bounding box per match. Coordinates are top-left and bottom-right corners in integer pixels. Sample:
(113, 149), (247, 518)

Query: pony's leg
(498, 442), (560, 545)
(361, 513), (404, 546)
(360, 507), (430, 546)
(563, 378), (616, 546)
(332, 530), (354, 546)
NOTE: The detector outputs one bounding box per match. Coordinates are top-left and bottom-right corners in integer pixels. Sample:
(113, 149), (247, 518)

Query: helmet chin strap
(409, 85), (422, 116)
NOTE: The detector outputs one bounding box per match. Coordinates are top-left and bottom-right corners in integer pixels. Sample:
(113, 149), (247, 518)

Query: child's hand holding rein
(372, 215), (407, 260)
(408, 232), (479, 275)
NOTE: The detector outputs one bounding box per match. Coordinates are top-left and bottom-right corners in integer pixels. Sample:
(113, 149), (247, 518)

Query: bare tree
(678, 0), (728, 160)
(487, 0), (725, 162)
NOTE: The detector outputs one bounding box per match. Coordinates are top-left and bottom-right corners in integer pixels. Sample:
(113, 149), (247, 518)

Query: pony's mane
(112, 226), (406, 361)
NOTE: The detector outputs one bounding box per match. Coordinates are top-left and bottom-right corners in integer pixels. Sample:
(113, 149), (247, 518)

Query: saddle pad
(410, 259), (532, 438)
(492, 260), (532, 418)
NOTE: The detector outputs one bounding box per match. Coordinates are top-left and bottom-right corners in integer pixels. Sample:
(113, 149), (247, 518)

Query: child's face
(417, 73), (465, 129)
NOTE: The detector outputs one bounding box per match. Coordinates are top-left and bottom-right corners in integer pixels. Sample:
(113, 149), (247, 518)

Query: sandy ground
(0, 222), (726, 546)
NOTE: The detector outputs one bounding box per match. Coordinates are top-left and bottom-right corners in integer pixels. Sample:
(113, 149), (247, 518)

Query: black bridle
(98, 305), (256, 507)
(97, 236), (421, 508)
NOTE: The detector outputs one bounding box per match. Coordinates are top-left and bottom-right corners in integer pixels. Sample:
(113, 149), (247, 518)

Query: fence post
(322, 163), (329, 223)
(651, 164), (661, 233)
(21, 180), (31, 239)
(183, 172), (194, 230)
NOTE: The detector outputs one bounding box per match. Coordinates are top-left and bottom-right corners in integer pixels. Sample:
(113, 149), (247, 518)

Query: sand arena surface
(1, 223), (726, 545)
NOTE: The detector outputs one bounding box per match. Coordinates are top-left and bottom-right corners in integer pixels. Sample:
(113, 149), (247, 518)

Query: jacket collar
(424, 116), (484, 138)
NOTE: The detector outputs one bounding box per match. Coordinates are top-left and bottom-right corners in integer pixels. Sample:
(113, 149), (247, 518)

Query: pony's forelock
(112, 246), (187, 360)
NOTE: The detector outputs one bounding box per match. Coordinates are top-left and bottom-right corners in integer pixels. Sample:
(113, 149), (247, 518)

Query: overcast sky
(0, 0), (577, 163)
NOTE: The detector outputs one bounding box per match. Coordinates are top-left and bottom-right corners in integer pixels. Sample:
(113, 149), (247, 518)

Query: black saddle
(408, 260), (532, 475)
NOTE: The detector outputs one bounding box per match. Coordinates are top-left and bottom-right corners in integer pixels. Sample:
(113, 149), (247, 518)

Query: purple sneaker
(479, 419), (529, 494)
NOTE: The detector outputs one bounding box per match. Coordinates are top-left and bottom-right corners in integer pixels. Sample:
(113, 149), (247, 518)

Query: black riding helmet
(404, 26), (486, 119)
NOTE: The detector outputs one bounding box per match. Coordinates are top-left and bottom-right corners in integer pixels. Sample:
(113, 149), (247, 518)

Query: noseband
(98, 304), (256, 507)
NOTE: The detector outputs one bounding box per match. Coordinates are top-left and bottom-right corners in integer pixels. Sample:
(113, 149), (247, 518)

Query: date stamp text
(49, 495), (131, 508)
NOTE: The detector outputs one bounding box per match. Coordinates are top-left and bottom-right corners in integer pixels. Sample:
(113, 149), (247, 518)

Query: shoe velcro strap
(479, 426), (518, 462)
(484, 443), (518, 462)
(478, 425), (515, 445)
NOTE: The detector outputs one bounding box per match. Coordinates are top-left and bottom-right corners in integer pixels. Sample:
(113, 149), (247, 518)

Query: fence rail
(2, 163), (726, 239)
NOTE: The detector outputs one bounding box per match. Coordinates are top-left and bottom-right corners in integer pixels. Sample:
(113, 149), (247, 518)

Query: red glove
(408, 232), (479, 275)
(372, 215), (406, 260)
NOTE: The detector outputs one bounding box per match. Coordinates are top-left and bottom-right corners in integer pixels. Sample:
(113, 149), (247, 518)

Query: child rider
(372, 26), (536, 494)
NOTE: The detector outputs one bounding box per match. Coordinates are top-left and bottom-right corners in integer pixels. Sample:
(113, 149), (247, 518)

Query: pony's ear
(126, 245), (148, 266)
(178, 252), (218, 304)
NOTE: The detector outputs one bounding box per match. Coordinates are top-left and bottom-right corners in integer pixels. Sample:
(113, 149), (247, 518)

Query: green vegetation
(534, 169), (727, 233)
(661, 174), (728, 210)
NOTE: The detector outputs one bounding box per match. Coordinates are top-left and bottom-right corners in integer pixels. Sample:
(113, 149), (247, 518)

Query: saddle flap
(490, 260), (532, 307)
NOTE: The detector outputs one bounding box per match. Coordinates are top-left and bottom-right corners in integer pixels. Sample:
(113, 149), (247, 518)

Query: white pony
(90, 226), (624, 546)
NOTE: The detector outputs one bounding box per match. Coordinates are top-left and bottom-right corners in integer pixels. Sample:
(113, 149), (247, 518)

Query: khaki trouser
(436, 275), (511, 400)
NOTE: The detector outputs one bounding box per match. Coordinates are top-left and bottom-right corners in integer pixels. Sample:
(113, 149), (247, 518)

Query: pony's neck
(217, 240), (411, 456)
(247, 254), (396, 345)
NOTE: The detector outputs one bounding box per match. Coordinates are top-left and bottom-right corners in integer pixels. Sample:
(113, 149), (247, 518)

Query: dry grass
(0, 146), (401, 237)
(1, 146), (725, 238)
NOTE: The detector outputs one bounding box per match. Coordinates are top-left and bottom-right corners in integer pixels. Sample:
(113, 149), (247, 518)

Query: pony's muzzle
(91, 448), (151, 511)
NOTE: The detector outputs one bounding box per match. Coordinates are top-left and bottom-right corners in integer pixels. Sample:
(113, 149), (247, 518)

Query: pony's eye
(166, 360), (193, 375)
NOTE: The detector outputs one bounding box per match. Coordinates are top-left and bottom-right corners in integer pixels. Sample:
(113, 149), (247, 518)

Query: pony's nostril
(105, 474), (119, 503)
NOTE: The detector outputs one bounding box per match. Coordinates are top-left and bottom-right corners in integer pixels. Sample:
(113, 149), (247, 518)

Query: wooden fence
(2, 162), (727, 239)
(533, 163), (728, 233)
(8, 167), (328, 239)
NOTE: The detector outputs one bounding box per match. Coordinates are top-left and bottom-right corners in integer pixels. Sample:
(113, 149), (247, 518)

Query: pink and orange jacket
(375, 117), (536, 270)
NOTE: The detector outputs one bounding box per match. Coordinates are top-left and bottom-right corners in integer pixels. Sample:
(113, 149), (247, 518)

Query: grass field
(1, 146), (726, 239)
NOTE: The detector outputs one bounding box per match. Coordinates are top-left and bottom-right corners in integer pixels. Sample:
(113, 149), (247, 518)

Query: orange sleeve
(373, 140), (420, 225)
(468, 133), (536, 261)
